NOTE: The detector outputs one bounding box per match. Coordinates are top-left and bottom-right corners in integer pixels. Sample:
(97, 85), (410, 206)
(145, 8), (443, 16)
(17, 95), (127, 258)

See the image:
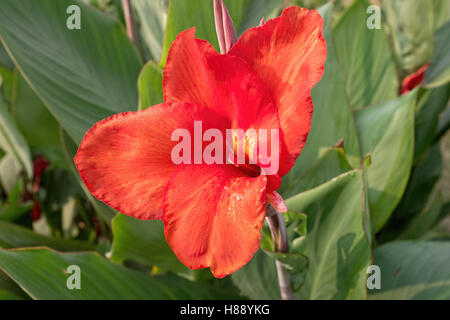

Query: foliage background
(0, 0), (449, 300)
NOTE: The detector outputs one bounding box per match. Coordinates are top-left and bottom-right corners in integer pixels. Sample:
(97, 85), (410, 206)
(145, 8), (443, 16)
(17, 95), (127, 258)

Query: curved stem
(266, 206), (294, 300)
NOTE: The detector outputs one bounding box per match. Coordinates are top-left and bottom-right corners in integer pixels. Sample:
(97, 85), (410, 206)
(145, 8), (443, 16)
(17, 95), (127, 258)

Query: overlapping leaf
(0, 248), (239, 299)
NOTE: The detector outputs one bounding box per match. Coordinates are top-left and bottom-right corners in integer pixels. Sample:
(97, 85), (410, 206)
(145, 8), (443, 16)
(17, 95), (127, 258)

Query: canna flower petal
(163, 164), (267, 278)
(74, 102), (228, 220)
(164, 28), (276, 130)
(229, 7), (327, 176)
(163, 28), (292, 176)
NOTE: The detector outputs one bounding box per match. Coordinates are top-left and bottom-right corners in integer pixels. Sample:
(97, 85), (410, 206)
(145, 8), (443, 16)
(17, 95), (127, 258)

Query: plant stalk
(266, 206), (295, 300)
(121, 0), (139, 49)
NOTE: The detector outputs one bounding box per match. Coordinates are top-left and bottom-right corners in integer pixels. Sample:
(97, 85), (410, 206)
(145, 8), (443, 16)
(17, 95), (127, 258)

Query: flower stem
(121, 0), (139, 49)
(266, 206), (295, 300)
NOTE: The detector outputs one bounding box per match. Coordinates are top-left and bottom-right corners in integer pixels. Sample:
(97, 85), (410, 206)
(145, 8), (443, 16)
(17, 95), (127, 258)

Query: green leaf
(282, 147), (353, 199)
(437, 104), (450, 139)
(232, 249), (281, 300)
(0, 247), (238, 299)
(137, 61), (163, 110)
(161, 0), (219, 65)
(280, 3), (361, 194)
(12, 72), (67, 168)
(0, 43), (13, 70)
(110, 213), (187, 273)
(0, 268), (28, 300)
(286, 170), (371, 299)
(433, 0), (450, 30)
(397, 186), (443, 240)
(0, 220), (95, 251)
(333, 0), (399, 109)
(382, 0), (434, 76)
(424, 21), (450, 89)
(264, 250), (309, 292)
(380, 143), (443, 242)
(0, 100), (32, 178)
(355, 91), (417, 231)
(0, 0), (142, 144)
(0, 65), (14, 102)
(370, 241), (450, 300)
(414, 85), (450, 158)
(134, 0), (168, 62)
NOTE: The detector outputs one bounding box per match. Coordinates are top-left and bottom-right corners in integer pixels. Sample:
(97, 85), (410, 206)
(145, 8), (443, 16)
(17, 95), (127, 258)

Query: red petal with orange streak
(74, 102), (228, 220)
(229, 7), (327, 176)
(163, 164), (267, 278)
(163, 28), (292, 177)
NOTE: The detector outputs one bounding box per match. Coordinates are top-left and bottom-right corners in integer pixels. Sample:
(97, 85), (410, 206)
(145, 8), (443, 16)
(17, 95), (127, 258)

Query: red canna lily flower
(401, 64), (430, 94)
(74, 6), (326, 277)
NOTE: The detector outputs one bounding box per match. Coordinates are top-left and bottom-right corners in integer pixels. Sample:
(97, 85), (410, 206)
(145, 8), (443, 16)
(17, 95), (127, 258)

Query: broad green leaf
(232, 249), (281, 300)
(382, 0), (434, 76)
(370, 241), (450, 300)
(380, 143), (442, 242)
(110, 213), (187, 273)
(437, 104), (450, 139)
(355, 91), (417, 231)
(0, 65), (13, 102)
(398, 186), (443, 240)
(281, 3), (361, 194)
(421, 213), (450, 241)
(0, 248), (238, 299)
(0, 269), (28, 300)
(0, 100), (32, 178)
(0, 42), (14, 101)
(138, 61), (163, 110)
(161, 0), (219, 65)
(333, 0), (398, 109)
(0, 43), (13, 70)
(0, 220), (95, 251)
(0, 0), (142, 144)
(433, 0), (450, 30)
(12, 72), (67, 168)
(264, 250), (309, 292)
(287, 170), (371, 299)
(282, 147), (353, 199)
(134, 0), (168, 61)
(414, 85), (450, 159)
(424, 21), (450, 89)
